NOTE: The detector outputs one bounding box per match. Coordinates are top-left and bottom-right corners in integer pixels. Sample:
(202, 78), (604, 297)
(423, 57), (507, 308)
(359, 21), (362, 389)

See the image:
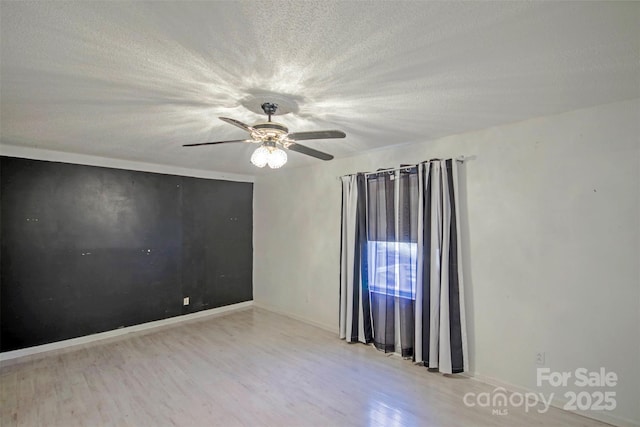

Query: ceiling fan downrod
(261, 102), (278, 122)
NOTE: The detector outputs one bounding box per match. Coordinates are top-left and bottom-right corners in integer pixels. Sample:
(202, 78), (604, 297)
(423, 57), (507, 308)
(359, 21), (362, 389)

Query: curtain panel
(418, 160), (468, 374)
(367, 168), (419, 357)
(339, 159), (468, 374)
(339, 174), (373, 343)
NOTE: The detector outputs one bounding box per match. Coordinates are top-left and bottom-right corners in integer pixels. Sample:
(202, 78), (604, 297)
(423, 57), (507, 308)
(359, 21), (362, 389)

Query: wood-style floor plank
(0, 308), (611, 426)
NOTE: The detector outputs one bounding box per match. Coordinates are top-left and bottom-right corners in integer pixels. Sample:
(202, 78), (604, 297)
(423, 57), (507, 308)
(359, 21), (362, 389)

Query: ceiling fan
(183, 102), (346, 168)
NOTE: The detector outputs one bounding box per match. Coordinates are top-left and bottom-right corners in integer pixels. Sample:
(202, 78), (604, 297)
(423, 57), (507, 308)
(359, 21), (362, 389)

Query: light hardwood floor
(1, 308), (611, 427)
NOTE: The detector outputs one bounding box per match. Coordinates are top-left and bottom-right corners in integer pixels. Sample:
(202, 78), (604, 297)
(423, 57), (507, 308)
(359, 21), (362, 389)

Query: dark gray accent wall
(0, 156), (253, 352)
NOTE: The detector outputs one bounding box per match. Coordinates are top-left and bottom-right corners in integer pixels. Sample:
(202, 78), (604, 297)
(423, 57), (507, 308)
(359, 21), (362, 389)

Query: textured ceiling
(1, 1), (638, 175)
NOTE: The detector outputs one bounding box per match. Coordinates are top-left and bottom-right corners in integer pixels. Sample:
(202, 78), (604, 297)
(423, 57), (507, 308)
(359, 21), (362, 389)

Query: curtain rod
(338, 156), (468, 180)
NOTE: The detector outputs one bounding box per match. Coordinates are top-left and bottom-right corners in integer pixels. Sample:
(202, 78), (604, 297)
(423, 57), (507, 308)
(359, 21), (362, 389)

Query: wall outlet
(183, 297), (189, 306)
(535, 352), (546, 365)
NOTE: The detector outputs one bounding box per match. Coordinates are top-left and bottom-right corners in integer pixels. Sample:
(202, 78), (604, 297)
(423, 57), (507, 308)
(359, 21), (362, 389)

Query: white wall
(253, 98), (640, 426)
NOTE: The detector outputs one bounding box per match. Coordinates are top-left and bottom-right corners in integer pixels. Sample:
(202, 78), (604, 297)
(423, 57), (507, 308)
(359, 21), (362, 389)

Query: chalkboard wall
(0, 156), (253, 352)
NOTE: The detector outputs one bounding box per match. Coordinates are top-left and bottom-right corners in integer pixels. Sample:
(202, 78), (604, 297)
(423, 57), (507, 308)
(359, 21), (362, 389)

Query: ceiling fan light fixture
(250, 145), (288, 169)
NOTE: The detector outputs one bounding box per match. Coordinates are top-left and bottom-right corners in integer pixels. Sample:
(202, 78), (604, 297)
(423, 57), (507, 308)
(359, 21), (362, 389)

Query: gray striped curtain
(366, 166), (419, 357)
(416, 159), (468, 374)
(340, 160), (468, 374)
(339, 174), (373, 343)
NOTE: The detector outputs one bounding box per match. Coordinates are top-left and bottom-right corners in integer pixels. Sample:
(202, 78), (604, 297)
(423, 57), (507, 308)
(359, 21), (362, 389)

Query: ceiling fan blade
(287, 130), (346, 141)
(183, 139), (249, 147)
(219, 117), (254, 133)
(286, 142), (334, 161)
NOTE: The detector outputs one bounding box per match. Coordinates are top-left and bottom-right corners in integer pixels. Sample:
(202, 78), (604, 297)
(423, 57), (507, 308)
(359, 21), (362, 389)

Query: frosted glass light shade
(267, 148), (287, 169)
(250, 146), (269, 168)
(250, 145), (288, 169)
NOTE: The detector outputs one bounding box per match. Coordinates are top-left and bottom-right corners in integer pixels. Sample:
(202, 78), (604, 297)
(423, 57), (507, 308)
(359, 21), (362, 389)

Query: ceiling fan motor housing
(252, 122), (288, 134)
(251, 122), (289, 139)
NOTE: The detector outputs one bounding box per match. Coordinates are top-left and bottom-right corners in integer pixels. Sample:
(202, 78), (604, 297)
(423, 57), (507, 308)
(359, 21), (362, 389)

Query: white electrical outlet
(535, 352), (546, 365)
(183, 297), (189, 306)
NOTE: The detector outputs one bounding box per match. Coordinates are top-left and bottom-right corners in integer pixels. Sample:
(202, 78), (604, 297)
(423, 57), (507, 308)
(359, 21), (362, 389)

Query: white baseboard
(253, 301), (337, 334)
(464, 372), (639, 427)
(0, 301), (254, 366)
